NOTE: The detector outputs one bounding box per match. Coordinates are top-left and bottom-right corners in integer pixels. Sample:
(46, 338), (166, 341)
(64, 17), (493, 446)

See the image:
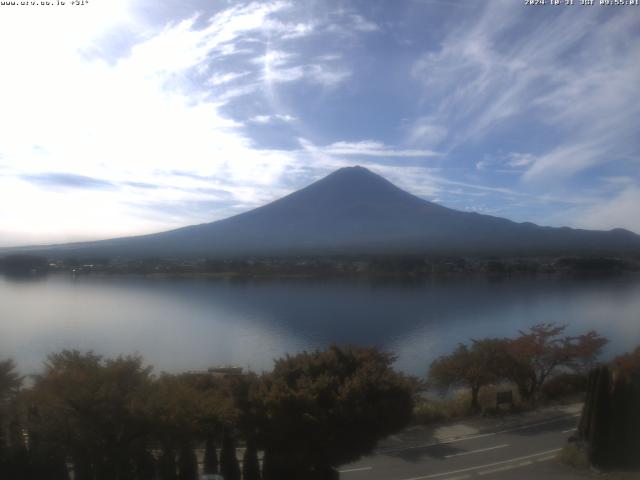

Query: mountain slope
(9, 166), (640, 258)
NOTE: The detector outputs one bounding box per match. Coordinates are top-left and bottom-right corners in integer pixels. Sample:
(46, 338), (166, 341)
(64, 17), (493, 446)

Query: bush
(413, 398), (450, 424)
(541, 373), (588, 403)
(413, 392), (473, 424)
(559, 443), (589, 470)
(414, 384), (534, 424)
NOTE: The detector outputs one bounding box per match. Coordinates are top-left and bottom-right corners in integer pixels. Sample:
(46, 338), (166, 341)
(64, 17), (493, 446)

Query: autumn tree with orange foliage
(504, 323), (608, 402)
(428, 323), (609, 409)
(613, 346), (640, 376)
(428, 339), (509, 413)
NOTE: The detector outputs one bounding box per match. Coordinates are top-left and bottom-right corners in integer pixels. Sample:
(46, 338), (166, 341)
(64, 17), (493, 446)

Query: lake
(1, 273), (639, 376)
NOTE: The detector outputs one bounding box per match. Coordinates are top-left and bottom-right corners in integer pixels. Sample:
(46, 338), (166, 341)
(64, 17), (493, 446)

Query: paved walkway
(376, 402), (584, 453)
(338, 403), (594, 479)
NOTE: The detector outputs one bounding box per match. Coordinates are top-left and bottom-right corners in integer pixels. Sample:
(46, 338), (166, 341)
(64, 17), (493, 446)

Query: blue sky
(0, 0), (638, 246)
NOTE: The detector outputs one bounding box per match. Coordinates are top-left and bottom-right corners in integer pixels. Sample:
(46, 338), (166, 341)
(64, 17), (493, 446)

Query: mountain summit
(12, 166), (640, 258)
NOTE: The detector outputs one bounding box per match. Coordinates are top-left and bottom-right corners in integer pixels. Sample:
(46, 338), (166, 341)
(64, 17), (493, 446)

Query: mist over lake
(2, 273), (639, 376)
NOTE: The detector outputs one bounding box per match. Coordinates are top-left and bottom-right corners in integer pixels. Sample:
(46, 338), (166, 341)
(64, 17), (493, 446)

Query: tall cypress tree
(1, 446), (30, 480)
(134, 449), (157, 480)
(158, 448), (177, 480)
(242, 440), (260, 480)
(202, 435), (218, 474)
(260, 449), (274, 480)
(177, 444), (198, 480)
(220, 428), (240, 480)
(578, 363), (640, 469)
(261, 449), (291, 480)
(72, 453), (93, 480)
(589, 366), (612, 467)
(32, 450), (70, 480)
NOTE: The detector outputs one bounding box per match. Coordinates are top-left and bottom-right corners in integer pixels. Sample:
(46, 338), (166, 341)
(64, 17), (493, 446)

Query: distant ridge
(6, 166), (640, 258)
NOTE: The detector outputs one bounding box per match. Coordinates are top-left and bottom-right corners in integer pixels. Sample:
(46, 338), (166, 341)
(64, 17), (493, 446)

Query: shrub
(413, 398), (450, 424)
(540, 373), (588, 403)
(413, 391), (473, 424)
(559, 443), (589, 470)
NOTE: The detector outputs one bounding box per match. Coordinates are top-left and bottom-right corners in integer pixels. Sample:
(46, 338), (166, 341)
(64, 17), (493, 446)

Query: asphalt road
(339, 414), (588, 480)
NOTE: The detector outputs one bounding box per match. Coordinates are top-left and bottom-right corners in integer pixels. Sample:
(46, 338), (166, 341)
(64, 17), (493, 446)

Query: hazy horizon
(1, 1), (639, 247)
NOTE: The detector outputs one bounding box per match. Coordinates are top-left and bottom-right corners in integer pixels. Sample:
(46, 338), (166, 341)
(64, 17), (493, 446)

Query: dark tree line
(0, 255), (49, 276)
(0, 346), (416, 480)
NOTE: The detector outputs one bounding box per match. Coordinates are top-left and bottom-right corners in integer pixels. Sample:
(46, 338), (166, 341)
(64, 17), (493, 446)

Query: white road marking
(562, 427), (577, 433)
(444, 444), (509, 459)
(536, 455), (558, 462)
(377, 415), (579, 455)
(478, 460), (534, 475)
(338, 466), (373, 473)
(399, 448), (562, 480)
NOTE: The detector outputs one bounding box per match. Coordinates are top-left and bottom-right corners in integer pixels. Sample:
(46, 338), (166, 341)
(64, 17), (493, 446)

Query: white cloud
(408, 117), (447, 145)
(326, 13), (380, 36)
(306, 64), (350, 87)
(369, 165), (440, 199)
(316, 54), (342, 62)
(215, 83), (261, 103)
(0, 0), (395, 246)
(256, 49), (295, 67)
(0, 1), (308, 246)
(250, 114), (297, 124)
(411, 4), (640, 181)
(263, 19), (316, 39)
(522, 142), (605, 182)
(476, 152), (537, 172)
(349, 14), (379, 32)
(320, 140), (441, 158)
(256, 50), (350, 86)
(575, 186), (640, 235)
(208, 71), (251, 86)
(506, 152), (535, 168)
(267, 65), (307, 83)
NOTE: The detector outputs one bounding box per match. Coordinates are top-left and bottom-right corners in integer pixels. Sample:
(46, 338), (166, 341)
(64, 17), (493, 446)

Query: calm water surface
(1, 273), (639, 376)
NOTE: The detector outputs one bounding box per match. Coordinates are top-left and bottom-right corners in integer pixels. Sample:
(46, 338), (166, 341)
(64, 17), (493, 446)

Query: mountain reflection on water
(1, 273), (639, 375)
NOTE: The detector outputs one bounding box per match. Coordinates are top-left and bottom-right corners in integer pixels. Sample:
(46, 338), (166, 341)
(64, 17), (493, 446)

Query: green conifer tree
(242, 440), (260, 480)
(220, 428), (240, 480)
(202, 435), (218, 474)
(178, 445), (198, 480)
